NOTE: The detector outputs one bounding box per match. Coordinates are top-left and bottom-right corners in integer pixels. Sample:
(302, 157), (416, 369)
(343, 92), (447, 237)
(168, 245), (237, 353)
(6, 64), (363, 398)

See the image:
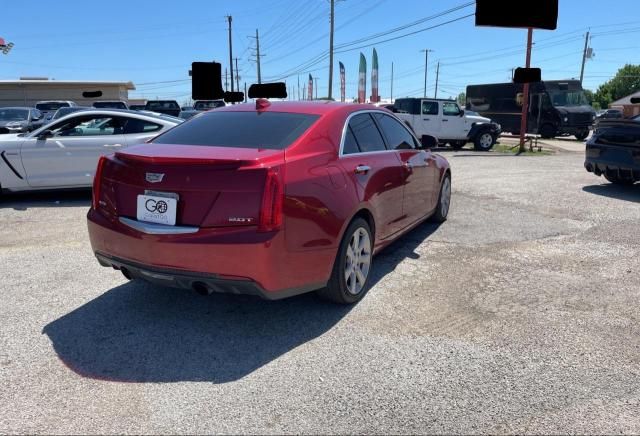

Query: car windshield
(152, 111), (319, 149)
(36, 102), (69, 111)
(0, 109), (29, 121)
(548, 90), (589, 107)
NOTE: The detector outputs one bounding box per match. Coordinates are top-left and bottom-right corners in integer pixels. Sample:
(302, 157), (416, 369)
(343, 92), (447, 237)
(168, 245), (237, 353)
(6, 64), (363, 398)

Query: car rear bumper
(87, 209), (332, 298)
(585, 143), (640, 177)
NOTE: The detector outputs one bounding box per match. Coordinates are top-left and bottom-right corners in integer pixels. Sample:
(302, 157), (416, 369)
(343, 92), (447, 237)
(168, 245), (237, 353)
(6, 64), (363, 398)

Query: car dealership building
(0, 78), (135, 107)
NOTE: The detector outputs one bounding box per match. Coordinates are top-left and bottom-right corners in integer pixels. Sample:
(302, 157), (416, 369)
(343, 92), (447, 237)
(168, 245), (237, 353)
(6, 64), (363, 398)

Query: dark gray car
(0, 107), (44, 134)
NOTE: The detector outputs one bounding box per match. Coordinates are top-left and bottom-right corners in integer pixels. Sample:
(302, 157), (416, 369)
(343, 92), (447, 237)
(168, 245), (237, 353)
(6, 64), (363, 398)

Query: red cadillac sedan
(87, 100), (451, 304)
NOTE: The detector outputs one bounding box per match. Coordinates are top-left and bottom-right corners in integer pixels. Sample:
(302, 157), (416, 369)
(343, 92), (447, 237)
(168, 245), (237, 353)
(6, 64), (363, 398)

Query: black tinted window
(343, 126), (360, 155)
(374, 113), (416, 150)
(36, 102), (70, 111)
(93, 101), (127, 109)
(348, 113), (386, 153)
(146, 101), (179, 110)
(153, 112), (319, 150)
(123, 118), (162, 134)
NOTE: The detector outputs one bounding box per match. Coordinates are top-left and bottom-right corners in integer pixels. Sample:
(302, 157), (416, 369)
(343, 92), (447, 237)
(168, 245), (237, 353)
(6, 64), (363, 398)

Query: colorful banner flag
(371, 48), (379, 103)
(339, 61), (346, 103)
(358, 53), (366, 103)
(308, 74), (313, 100)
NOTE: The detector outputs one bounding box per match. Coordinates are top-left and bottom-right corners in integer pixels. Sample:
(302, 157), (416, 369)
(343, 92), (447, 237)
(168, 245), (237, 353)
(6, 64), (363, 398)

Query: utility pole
(519, 28), (534, 153)
(420, 49), (433, 98)
(224, 68), (229, 90)
(579, 30), (590, 84)
(390, 62), (394, 102)
(248, 29), (263, 84)
(328, 0), (335, 99)
(226, 15), (234, 92)
(297, 75), (300, 101)
(314, 76), (319, 99)
(244, 82), (247, 102)
(434, 61), (440, 99)
(234, 57), (240, 91)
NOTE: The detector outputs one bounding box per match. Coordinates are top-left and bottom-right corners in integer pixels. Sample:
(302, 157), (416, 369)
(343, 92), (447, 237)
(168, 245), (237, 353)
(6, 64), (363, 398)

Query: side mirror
(421, 135), (438, 149)
(37, 130), (53, 140)
(459, 110), (465, 117)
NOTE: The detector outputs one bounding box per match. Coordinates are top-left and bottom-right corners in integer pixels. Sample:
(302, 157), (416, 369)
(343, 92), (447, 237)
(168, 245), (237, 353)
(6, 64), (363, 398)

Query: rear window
(153, 111), (319, 150)
(93, 101), (127, 109)
(36, 102), (70, 111)
(194, 100), (225, 110)
(146, 101), (179, 110)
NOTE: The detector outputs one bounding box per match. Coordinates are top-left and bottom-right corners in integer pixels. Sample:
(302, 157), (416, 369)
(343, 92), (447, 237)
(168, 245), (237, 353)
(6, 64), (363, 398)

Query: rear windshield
(153, 111), (319, 150)
(146, 101), (179, 110)
(93, 101), (127, 109)
(36, 102), (70, 111)
(194, 100), (225, 110)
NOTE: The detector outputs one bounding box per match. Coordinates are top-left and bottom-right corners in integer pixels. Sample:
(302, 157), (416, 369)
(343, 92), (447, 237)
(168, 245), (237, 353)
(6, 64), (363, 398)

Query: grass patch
(492, 142), (553, 156)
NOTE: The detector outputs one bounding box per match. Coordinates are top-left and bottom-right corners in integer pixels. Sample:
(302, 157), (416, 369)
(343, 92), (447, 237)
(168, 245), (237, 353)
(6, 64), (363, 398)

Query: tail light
(258, 167), (284, 232)
(92, 156), (107, 210)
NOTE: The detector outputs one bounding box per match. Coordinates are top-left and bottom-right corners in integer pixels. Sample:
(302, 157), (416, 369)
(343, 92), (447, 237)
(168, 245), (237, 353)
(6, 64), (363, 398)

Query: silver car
(0, 109), (181, 193)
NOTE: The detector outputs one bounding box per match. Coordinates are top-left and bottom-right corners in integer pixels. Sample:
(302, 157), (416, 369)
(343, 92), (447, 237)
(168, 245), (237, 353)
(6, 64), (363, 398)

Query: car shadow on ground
(582, 183), (639, 203)
(43, 286), (353, 383)
(43, 220), (442, 384)
(0, 190), (91, 210)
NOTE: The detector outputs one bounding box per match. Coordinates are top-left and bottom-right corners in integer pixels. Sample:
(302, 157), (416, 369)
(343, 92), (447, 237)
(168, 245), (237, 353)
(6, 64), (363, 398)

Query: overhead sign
(0, 37), (15, 55)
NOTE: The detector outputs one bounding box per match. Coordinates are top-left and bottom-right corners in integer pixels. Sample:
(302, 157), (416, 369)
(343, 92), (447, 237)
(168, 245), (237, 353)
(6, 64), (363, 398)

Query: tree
(457, 92), (466, 105)
(593, 64), (640, 108)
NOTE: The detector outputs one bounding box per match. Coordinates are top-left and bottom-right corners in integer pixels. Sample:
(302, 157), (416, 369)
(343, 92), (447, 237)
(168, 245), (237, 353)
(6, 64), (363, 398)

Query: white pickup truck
(392, 98), (502, 151)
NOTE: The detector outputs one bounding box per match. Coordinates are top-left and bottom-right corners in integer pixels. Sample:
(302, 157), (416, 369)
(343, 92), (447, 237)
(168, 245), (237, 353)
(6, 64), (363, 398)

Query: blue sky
(1, 0), (639, 103)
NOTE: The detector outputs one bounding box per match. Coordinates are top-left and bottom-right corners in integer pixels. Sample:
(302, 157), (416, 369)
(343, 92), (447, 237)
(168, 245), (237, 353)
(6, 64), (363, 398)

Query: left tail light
(258, 167), (284, 232)
(92, 156), (107, 210)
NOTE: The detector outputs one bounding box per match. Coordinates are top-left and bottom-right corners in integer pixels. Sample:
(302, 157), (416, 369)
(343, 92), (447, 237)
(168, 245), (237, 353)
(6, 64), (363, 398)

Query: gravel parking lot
(1, 148), (639, 434)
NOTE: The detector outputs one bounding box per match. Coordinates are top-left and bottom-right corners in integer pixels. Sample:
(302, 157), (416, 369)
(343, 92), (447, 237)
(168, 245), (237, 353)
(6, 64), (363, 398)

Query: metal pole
(391, 62), (394, 102)
(314, 76), (319, 99)
(224, 68), (228, 90)
(235, 57), (240, 91)
(579, 30), (590, 85)
(434, 61), (440, 99)
(519, 27), (534, 152)
(421, 49), (431, 97)
(297, 75), (300, 101)
(256, 29), (262, 84)
(328, 0), (335, 99)
(227, 15), (234, 92)
(244, 82), (247, 102)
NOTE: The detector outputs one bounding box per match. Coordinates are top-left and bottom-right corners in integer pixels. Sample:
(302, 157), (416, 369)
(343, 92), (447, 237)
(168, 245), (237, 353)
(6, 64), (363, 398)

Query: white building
(0, 78), (135, 107)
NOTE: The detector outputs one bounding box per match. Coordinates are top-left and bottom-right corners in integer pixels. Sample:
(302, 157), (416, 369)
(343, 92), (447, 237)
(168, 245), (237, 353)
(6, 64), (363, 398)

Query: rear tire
(539, 123), (556, 139)
(604, 173), (636, 185)
(474, 131), (495, 151)
(574, 129), (589, 141)
(430, 173), (451, 223)
(317, 218), (373, 304)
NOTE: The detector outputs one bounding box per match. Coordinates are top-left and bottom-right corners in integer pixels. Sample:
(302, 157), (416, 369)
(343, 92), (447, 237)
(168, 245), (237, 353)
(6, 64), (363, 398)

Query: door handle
(423, 118), (430, 121)
(104, 143), (123, 147)
(442, 119), (449, 122)
(354, 165), (371, 175)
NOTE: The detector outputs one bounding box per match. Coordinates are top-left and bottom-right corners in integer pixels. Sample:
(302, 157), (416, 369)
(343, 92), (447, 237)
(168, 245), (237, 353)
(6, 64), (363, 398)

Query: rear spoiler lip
(114, 151), (249, 167)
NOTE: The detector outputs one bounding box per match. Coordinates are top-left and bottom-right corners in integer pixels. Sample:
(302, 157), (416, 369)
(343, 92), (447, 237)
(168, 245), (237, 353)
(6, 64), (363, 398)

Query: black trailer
(466, 80), (595, 140)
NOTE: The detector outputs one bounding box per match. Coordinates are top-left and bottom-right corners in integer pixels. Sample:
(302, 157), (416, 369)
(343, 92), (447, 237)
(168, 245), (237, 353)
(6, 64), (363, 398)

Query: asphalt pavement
(1, 149), (639, 434)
